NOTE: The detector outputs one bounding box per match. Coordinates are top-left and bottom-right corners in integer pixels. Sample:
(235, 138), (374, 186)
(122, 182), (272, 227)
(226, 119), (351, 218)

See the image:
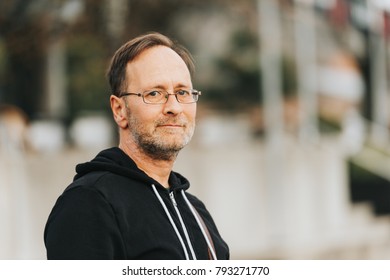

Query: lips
(157, 124), (185, 131)
(159, 124), (183, 127)
(156, 119), (186, 128)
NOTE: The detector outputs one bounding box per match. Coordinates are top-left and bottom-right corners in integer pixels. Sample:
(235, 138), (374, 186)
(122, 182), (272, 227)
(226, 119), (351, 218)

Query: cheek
(185, 106), (197, 121)
(134, 110), (162, 134)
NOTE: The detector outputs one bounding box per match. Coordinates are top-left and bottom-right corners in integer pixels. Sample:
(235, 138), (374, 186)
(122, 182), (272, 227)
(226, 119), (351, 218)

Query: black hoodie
(44, 147), (229, 260)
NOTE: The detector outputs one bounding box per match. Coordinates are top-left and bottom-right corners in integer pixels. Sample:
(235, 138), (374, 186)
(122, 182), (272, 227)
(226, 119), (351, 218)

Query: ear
(110, 95), (128, 129)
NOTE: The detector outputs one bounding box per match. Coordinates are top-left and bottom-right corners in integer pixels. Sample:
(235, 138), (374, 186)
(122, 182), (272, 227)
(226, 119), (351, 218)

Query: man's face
(123, 46), (196, 161)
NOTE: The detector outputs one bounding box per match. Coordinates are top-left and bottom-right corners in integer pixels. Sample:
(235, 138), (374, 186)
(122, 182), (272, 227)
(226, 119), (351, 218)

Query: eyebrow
(147, 83), (192, 90)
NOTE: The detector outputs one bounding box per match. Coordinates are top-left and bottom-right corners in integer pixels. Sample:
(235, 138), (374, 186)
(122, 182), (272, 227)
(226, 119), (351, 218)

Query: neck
(119, 142), (175, 189)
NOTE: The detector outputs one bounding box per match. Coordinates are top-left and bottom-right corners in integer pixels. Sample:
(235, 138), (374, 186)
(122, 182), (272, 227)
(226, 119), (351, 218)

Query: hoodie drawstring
(151, 184), (190, 260)
(169, 191), (197, 260)
(181, 190), (218, 260)
(151, 184), (217, 260)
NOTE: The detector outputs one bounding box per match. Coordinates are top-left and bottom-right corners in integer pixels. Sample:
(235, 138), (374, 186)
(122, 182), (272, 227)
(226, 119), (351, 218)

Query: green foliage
(66, 35), (110, 117)
(201, 30), (261, 111)
(0, 0), (300, 117)
(200, 29), (297, 111)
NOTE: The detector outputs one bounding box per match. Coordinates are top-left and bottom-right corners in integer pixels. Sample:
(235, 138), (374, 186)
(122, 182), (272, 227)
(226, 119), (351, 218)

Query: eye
(176, 89), (190, 96)
(145, 90), (161, 97)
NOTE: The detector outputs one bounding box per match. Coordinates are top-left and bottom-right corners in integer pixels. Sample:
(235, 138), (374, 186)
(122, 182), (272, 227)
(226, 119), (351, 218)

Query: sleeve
(44, 187), (126, 260)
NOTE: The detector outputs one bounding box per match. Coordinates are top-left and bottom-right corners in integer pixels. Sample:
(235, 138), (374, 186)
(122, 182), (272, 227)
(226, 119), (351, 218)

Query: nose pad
(165, 93), (178, 102)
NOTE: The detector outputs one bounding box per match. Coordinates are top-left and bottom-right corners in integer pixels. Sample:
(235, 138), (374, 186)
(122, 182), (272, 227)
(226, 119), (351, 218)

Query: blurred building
(1, 0), (390, 259)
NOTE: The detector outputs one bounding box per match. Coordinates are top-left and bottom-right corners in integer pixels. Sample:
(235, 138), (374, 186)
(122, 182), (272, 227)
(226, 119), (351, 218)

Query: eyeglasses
(119, 89), (201, 104)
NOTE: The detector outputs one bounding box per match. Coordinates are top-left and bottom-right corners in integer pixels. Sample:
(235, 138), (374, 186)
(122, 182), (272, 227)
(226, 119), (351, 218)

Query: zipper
(169, 191), (177, 207)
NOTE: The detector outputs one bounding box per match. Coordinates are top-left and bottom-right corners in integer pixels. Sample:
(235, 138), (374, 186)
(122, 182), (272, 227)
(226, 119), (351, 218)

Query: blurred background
(1, 0), (390, 259)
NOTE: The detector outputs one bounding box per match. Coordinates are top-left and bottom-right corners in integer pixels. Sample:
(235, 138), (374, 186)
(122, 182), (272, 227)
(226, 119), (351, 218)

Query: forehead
(125, 46), (192, 89)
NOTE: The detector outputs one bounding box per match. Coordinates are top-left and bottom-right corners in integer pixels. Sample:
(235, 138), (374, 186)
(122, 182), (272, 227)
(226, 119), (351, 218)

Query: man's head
(107, 32), (195, 95)
(108, 33), (198, 161)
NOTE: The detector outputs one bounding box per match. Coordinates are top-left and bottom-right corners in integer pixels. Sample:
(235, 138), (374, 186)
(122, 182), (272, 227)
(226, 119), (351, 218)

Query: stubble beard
(126, 110), (195, 161)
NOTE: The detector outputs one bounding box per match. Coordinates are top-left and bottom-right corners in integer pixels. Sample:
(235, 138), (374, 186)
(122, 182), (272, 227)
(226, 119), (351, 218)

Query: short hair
(107, 32), (195, 96)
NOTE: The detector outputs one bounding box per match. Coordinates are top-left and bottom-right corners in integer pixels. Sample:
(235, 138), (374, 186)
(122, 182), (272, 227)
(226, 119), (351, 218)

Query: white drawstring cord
(151, 184), (189, 260)
(169, 192), (197, 260)
(151, 184), (217, 260)
(181, 190), (218, 260)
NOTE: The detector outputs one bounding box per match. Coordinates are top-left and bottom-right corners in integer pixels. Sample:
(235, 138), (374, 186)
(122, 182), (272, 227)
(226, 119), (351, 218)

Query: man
(44, 32), (229, 260)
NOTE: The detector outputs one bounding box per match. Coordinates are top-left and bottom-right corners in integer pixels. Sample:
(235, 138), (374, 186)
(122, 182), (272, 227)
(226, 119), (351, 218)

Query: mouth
(159, 124), (183, 127)
(157, 121), (186, 128)
(156, 117), (188, 131)
(157, 125), (185, 132)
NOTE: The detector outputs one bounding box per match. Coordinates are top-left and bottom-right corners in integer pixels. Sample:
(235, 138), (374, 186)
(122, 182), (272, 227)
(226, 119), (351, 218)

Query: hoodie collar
(74, 147), (190, 191)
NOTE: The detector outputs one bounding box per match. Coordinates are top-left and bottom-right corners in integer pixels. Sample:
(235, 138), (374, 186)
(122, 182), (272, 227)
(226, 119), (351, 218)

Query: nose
(162, 94), (183, 115)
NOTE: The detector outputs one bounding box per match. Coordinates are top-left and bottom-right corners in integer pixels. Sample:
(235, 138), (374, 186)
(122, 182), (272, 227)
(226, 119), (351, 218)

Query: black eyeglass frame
(118, 89), (201, 104)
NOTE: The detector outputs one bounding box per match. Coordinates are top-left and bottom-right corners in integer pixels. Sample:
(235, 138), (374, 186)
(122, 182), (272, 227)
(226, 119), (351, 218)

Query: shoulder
(65, 170), (144, 198)
(50, 177), (114, 219)
(45, 172), (128, 236)
(57, 171), (153, 214)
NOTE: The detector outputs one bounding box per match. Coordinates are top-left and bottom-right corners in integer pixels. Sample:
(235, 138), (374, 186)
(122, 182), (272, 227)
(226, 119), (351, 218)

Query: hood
(74, 147), (190, 191)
